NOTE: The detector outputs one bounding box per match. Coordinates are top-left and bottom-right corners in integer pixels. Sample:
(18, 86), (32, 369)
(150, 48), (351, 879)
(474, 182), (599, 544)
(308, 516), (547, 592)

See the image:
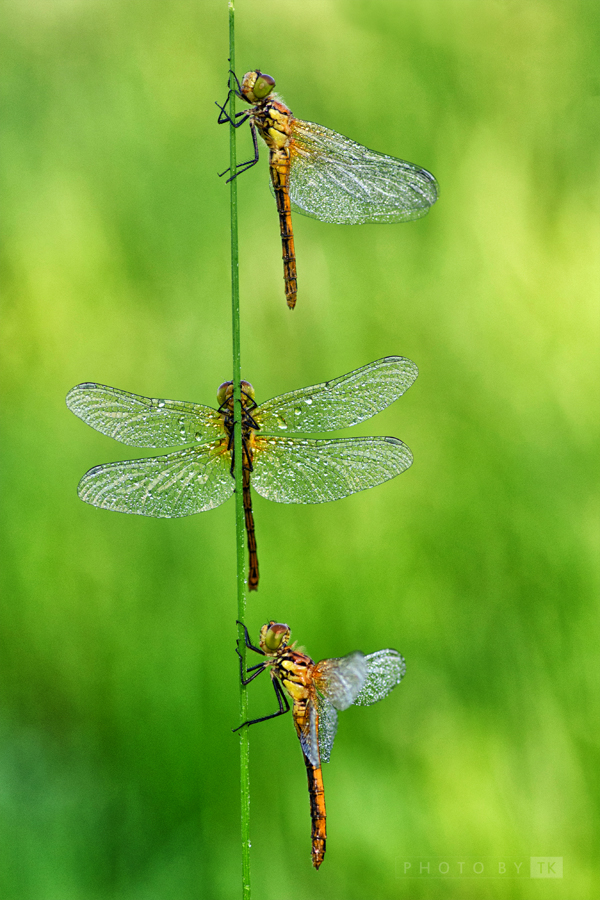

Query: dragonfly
(235, 620), (406, 869)
(66, 356), (417, 591)
(218, 69), (438, 309)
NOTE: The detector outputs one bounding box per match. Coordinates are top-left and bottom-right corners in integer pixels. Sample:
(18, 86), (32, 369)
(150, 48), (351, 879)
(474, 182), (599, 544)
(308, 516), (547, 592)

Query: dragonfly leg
(236, 619), (264, 655)
(236, 646), (267, 686)
(220, 122), (260, 182)
(241, 387), (258, 411)
(227, 68), (244, 95)
(233, 677), (291, 732)
(226, 434), (253, 478)
(216, 98), (250, 128)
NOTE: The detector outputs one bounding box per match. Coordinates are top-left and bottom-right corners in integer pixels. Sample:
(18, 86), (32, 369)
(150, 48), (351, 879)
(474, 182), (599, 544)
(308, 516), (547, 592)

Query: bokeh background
(1, 0), (598, 897)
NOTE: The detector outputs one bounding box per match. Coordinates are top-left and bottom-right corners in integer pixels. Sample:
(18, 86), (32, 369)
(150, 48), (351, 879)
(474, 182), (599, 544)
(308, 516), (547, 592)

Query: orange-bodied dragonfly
(218, 70), (438, 309)
(66, 356), (417, 591)
(235, 620), (406, 869)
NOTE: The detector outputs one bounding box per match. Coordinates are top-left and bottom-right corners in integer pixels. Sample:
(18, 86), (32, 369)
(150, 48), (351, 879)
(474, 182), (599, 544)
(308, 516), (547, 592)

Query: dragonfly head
(260, 621), (290, 654)
(216, 380), (256, 406)
(241, 70), (276, 104)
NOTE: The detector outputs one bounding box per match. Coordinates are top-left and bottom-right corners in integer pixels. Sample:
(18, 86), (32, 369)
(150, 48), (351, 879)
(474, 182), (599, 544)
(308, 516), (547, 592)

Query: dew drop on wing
(305, 397), (313, 406)
(195, 432), (203, 442)
(197, 474), (208, 484)
(157, 400), (165, 408)
(294, 406), (302, 417)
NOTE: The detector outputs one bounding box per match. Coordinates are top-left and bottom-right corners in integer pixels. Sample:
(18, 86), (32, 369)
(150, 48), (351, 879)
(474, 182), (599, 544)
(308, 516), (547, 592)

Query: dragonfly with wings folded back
(235, 620), (406, 868)
(66, 356), (417, 591)
(218, 70), (438, 309)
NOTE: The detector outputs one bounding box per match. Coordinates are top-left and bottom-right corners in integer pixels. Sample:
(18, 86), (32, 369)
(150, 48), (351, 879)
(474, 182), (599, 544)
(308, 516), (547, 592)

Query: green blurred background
(1, 0), (598, 897)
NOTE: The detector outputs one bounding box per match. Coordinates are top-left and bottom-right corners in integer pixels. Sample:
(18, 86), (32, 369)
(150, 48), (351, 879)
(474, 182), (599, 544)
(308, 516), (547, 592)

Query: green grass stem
(227, 3), (251, 898)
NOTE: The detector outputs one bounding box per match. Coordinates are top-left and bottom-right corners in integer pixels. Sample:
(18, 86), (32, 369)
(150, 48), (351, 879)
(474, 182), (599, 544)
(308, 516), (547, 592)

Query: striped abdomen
(242, 465), (259, 591)
(289, 683), (327, 870)
(304, 753), (327, 869)
(269, 151), (298, 310)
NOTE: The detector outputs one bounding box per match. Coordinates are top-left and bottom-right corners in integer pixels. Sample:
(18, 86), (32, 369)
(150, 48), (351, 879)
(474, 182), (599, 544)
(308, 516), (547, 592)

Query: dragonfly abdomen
(242, 466), (259, 591)
(270, 149), (298, 310)
(304, 754), (327, 869)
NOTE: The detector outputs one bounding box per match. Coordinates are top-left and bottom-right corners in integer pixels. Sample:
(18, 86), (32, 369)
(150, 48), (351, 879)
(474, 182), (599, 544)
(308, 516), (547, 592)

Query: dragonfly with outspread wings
(66, 356), (417, 591)
(235, 620), (406, 868)
(218, 70), (438, 309)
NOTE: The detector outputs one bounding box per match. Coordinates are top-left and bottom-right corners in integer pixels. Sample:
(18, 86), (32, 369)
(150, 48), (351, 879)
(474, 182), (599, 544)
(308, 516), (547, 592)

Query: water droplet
(197, 474), (208, 485)
(195, 432), (203, 442)
(305, 397), (313, 406)
(294, 406), (302, 416)
(157, 400), (166, 408)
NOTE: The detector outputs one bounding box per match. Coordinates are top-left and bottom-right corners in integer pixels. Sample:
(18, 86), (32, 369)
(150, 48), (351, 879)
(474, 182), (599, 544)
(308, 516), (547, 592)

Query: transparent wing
(298, 699), (321, 769)
(310, 653), (367, 765)
(286, 118), (438, 224)
(76, 442), (234, 517)
(255, 357), (418, 434)
(353, 650), (406, 706)
(67, 383), (224, 448)
(252, 436), (412, 504)
(316, 697), (338, 765)
(313, 652), (367, 710)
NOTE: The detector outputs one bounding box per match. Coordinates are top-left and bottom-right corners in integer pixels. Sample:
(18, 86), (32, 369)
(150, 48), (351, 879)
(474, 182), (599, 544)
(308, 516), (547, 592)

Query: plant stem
(227, 3), (251, 898)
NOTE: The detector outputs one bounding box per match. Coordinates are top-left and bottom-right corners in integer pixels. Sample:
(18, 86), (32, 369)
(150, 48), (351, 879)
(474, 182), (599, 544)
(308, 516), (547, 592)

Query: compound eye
(252, 72), (275, 99)
(217, 381), (233, 405)
(264, 622), (289, 651)
(241, 380), (255, 400)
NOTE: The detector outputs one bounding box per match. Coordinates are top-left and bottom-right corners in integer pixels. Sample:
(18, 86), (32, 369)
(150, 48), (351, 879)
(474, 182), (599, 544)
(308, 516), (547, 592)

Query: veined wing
(288, 118), (438, 224)
(314, 650), (407, 763)
(313, 653), (367, 710)
(315, 696), (338, 765)
(299, 699), (321, 769)
(67, 383), (224, 448)
(312, 652), (366, 764)
(251, 436), (412, 504)
(255, 357), (418, 434)
(353, 650), (406, 706)
(76, 442), (233, 517)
